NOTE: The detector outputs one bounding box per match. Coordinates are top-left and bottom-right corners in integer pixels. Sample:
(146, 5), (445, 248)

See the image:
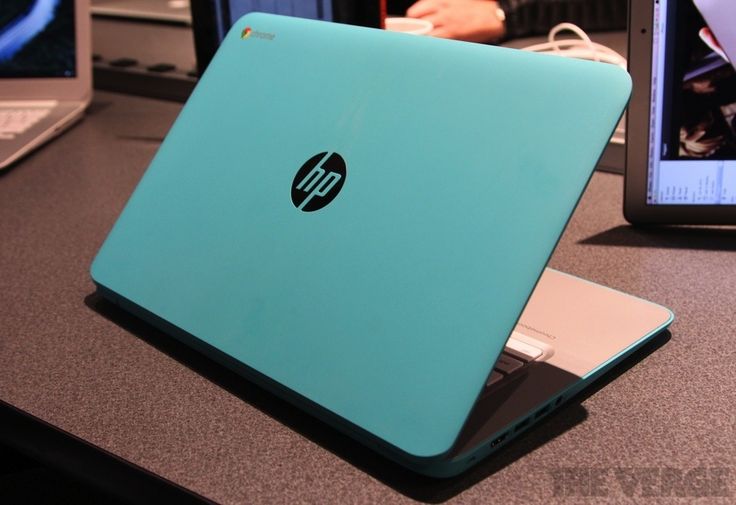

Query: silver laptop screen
(647, 0), (736, 205)
(0, 0), (76, 78)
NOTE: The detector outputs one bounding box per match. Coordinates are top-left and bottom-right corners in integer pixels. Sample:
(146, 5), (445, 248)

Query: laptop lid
(0, 0), (91, 102)
(91, 13), (630, 459)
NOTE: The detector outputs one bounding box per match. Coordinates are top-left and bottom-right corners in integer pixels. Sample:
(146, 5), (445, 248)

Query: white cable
(520, 22), (627, 69)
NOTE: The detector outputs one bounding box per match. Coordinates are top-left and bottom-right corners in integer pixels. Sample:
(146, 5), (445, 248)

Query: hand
(680, 126), (723, 158)
(406, 0), (506, 43)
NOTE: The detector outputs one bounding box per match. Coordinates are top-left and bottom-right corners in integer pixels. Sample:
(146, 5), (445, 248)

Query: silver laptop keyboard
(0, 107), (52, 140)
(486, 337), (543, 390)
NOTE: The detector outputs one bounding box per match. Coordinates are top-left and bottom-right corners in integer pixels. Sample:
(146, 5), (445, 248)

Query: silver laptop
(0, 0), (91, 170)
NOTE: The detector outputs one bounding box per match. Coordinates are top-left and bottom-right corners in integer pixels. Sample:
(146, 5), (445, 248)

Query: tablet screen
(647, 0), (736, 205)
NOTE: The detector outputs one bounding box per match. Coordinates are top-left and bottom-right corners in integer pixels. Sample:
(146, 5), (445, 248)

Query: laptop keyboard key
(494, 354), (524, 375)
(0, 108), (51, 137)
(486, 370), (504, 388)
(505, 335), (543, 361)
(503, 347), (533, 363)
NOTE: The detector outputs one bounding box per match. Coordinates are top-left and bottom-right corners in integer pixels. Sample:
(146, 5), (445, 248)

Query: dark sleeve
(497, 0), (627, 39)
(386, 0), (416, 15)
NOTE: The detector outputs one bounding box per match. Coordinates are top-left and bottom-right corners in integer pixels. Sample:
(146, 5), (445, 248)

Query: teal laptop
(91, 13), (673, 477)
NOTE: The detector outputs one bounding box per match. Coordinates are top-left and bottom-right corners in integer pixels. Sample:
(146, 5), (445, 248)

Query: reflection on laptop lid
(0, 0), (91, 170)
(91, 13), (672, 476)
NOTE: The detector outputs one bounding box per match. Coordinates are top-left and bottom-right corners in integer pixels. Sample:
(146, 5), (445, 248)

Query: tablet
(190, 1), (385, 75)
(625, 0), (736, 224)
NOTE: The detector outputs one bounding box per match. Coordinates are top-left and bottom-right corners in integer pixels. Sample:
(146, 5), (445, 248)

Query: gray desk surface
(2, 90), (736, 504)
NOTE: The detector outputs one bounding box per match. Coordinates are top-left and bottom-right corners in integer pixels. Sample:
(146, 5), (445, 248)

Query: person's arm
(402, 0), (627, 43)
(406, 0), (507, 42)
(498, 0), (627, 39)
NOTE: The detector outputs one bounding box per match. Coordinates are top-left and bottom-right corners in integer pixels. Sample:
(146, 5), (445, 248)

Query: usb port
(490, 432), (508, 448)
(515, 417), (531, 432)
(535, 403), (551, 419)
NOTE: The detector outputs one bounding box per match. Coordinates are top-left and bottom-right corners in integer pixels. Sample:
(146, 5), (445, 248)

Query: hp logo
(291, 152), (346, 212)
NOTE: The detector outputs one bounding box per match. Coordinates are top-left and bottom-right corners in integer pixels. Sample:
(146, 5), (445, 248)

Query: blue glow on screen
(0, 0), (60, 61)
(0, 0), (75, 78)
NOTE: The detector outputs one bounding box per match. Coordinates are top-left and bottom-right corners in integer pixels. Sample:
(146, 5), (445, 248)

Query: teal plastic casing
(91, 14), (632, 467)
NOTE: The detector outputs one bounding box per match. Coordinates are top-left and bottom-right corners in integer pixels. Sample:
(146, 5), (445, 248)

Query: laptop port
(555, 395), (564, 406)
(514, 417), (531, 432)
(535, 403), (551, 419)
(490, 432), (508, 448)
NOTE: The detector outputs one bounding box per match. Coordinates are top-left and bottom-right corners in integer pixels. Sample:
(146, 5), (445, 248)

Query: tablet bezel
(624, 0), (736, 225)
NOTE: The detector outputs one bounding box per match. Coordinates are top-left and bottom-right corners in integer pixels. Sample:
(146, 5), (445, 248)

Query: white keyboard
(486, 336), (546, 390)
(505, 335), (544, 361)
(0, 106), (53, 140)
